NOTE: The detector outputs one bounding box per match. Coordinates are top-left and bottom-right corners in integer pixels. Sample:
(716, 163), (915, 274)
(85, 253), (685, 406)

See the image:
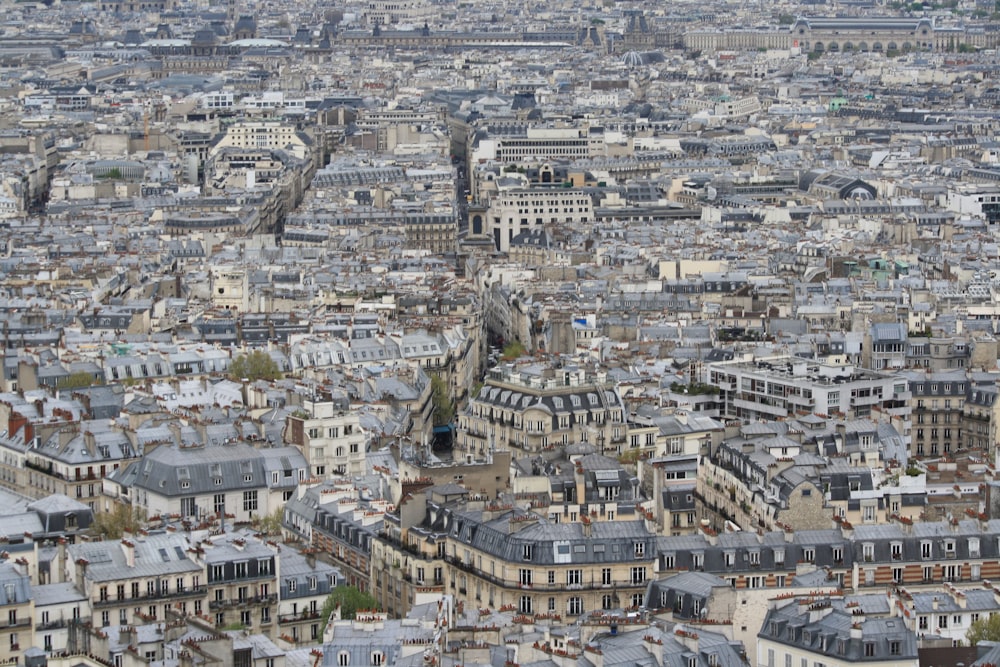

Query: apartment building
(283, 399), (367, 478)
(114, 443), (308, 524)
(0, 403), (139, 509)
(201, 533), (277, 637)
(34, 580), (87, 655)
(67, 532), (205, 628)
(706, 356), (908, 422)
(441, 502), (657, 617)
(906, 370), (967, 458)
(282, 482), (387, 593)
(0, 562), (32, 660)
(456, 362), (627, 460)
(654, 518), (1000, 594)
(758, 599), (918, 667)
(275, 551), (340, 646)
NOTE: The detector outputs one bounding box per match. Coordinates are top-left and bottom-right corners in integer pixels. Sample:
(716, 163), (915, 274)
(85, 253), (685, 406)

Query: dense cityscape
(0, 0), (998, 666)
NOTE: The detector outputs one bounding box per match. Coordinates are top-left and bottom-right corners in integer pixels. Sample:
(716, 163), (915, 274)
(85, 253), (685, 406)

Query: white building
(485, 189), (594, 252)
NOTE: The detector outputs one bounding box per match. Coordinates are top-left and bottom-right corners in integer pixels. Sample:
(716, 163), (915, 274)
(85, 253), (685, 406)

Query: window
(567, 597), (582, 615)
(634, 542), (645, 558)
(337, 652), (350, 666)
(243, 491), (258, 512)
(567, 570), (582, 585)
(889, 641), (901, 656)
(287, 579), (297, 593)
(519, 595), (532, 614)
(602, 568), (612, 585)
(522, 544), (533, 561)
(802, 548), (815, 563)
(631, 567), (646, 585)
(519, 569), (532, 586)
(235, 562), (247, 578)
(921, 541), (932, 559)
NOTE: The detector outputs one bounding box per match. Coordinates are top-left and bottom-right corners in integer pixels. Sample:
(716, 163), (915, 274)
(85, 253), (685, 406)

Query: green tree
(321, 585), (380, 621)
(58, 371), (99, 390)
(967, 613), (1000, 645)
(253, 507), (283, 536)
(501, 340), (527, 360)
(778, 13), (795, 24)
(430, 374), (455, 426)
(90, 503), (147, 540)
(229, 350), (281, 381)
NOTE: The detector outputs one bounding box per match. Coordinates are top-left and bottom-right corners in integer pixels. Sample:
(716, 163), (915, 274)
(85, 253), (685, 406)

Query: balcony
(37, 619), (69, 631)
(95, 586), (207, 607)
(278, 611), (322, 625)
(0, 617), (30, 629)
(210, 594), (277, 610)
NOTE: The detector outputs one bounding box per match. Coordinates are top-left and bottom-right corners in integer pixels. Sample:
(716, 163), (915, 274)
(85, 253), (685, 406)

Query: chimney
(74, 558), (88, 584)
(121, 539), (136, 568)
(643, 634), (665, 666)
(57, 537), (67, 584)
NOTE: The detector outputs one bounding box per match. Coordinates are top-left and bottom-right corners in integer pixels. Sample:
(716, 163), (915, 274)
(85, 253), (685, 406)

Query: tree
(90, 503), (147, 540)
(57, 371), (99, 390)
(253, 507), (283, 536)
(229, 350), (281, 382)
(967, 613), (1000, 645)
(321, 585), (379, 621)
(778, 13), (795, 24)
(500, 340), (527, 360)
(430, 374), (454, 426)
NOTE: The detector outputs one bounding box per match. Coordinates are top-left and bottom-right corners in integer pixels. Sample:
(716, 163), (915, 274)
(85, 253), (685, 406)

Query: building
(67, 532), (205, 628)
(276, 550), (341, 646)
(757, 597), (918, 667)
(283, 399), (367, 478)
(482, 189), (594, 252)
(441, 498), (657, 617)
(112, 443), (308, 524)
(456, 362), (627, 460)
(200, 532), (277, 637)
(0, 561), (33, 660)
(706, 356), (908, 422)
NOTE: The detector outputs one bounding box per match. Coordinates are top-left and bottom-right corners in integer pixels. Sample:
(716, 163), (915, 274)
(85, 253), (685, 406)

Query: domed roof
(622, 50), (643, 68)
